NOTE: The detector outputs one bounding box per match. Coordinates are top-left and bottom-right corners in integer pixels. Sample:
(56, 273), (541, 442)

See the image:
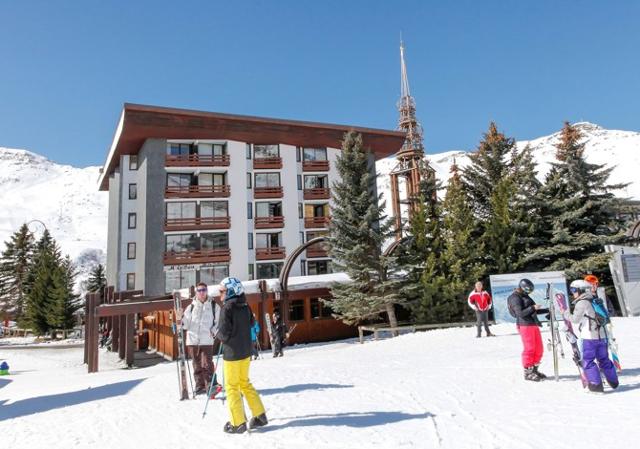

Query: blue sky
(1, 1), (639, 167)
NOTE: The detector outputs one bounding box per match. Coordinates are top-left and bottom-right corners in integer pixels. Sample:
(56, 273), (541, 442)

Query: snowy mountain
(0, 147), (107, 293)
(377, 122), (640, 206)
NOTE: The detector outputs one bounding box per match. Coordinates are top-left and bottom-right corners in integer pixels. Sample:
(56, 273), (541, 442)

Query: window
(129, 155), (138, 170)
(289, 299), (305, 322)
(255, 202), (282, 218)
(248, 233), (254, 250)
(199, 173), (226, 186)
(307, 230), (328, 241)
(303, 147), (328, 162)
(201, 233), (229, 250)
(247, 202), (253, 219)
(308, 260), (330, 275)
(254, 173), (280, 188)
(248, 264), (255, 281)
(304, 175), (328, 189)
(297, 175), (302, 190)
(305, 204), (329, 218)
(165, 234), (198, 253)
(254, 144), (279, 159)
(198, 143), (226, 156)
(300, 259), (306, 276)
(256, 232), (281, 249)
(199, 265), (229, 285)
(164, 269), (195, 293)
(126, 273), (136, 290)
(256, 262), (283, 279)
(167, 173), (192, 188)
(247, 173), (252, 189)
(296, 146), (301, 162)
(299, 232), (304, 245)
(168, 143), (192, 155)
(246, 143), (252, 160)
(128, 213), (137, 229)
(310, 298), (332, 319)
(166, 202), (196, 220)
(200, 201), (227, 218)
(127, 242), (136, 260)
(298, 203), (303, 219)
(128, 183), (137, 200)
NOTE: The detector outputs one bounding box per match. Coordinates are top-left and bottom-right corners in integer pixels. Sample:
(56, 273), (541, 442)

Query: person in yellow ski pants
(224, 357), (265, 427)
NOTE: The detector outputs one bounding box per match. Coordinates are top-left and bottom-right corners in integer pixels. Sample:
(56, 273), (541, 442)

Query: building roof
(98, 103), (407, 190)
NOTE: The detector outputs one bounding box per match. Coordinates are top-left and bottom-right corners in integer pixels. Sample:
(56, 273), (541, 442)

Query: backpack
(507, 295), (518, 318)
(590, 296), (610, 328)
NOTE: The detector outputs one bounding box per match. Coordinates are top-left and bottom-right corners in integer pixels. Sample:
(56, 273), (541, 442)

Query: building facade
(99, 104), (405, 296)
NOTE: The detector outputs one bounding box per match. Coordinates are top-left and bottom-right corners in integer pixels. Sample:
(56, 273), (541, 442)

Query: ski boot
(249, 413), (268, 429)
(587, 383), (605, 393)
(209, 383), (223, 399)
(223, 421), (247, 434)
(533, 365), (547, 380)
(608, 379), (619, 390)
(524, 367), (541, 382)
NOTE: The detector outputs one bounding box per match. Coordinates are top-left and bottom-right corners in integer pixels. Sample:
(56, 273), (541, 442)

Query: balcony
(304, 216), (330, 229)
(165, 185), (230, 199)
(253, 157), (282, 169)
(165, 154), (230, 167)
(302, 160), (329, 172)
(254, 186), (283, 199)
(303, 188), (330, 200)
(255, 216), (285, 229)
(306, 243), (329, 258)
(163, 249), (231, 265)
(255, 247), (286, 260)
(164, 217), (230, 232)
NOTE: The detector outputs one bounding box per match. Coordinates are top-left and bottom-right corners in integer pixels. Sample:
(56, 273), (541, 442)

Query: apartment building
(99, 104), (405, 296)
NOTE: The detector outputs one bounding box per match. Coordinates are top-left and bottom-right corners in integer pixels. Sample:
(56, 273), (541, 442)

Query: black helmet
(519, 278), (534, 294)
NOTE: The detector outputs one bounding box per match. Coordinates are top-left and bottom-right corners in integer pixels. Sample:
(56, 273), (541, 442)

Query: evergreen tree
(525, 122), (628, 279)
(87, 264), (107, 294)
(483, 177), (518, 274)
(49, 256), (81, 338)
(327, 131), (404, 327)
(0, 224), (35, 321)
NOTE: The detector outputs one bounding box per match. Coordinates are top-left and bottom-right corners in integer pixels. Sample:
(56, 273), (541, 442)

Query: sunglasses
(196, 288), (207, 293)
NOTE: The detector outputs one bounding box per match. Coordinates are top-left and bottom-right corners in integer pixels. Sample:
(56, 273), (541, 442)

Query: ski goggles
(569, 287), (579, 294)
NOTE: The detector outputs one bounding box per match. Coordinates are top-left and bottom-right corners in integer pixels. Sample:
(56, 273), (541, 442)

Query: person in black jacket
(271, 309), (288, 357)
(507, 279), (549, 382)
(216, 277), (268, 434)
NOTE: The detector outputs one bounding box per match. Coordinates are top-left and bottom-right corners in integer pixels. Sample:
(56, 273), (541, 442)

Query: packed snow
(1, 318), (639, 449)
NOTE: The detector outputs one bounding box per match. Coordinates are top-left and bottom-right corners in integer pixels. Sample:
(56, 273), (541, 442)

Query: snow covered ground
(1, 318), (639, 449)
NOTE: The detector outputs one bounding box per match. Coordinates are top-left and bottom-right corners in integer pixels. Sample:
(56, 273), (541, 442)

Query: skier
(585, 274), (616, 316)
(217, 277), (268, 434)
(467, 280), (494, 338)
(178, 282), (219, 396)
(564, 279), (619, 392)
(507, 278), (549, 381)
(271, 309), (288, 358)
(250, 314), (261, 360)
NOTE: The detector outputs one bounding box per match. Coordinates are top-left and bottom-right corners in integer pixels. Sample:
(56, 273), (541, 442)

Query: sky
(1, 0), (639, 167)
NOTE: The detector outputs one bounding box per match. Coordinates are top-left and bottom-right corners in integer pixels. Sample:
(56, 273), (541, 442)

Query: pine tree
(49, 256), (81, 339)
(526, 122), (628, 279)
(87, 264), (107, 294)
(0, 224), (35, 322)
(483, 177), (518, 274)
(327, 131), (404, 327)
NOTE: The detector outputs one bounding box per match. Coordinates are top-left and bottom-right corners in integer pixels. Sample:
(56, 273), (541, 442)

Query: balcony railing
(303, 188), (330, 200)
(165, 185), (230, 198)
(163, 249), (231, 265)
(254, 186), (283, 199)
(255, 216), (285, 229)
(255, 247), (286, 260)
(253, 157), (282, 169)
(165, 154), (230, 167)
(302, 160), (330, 172)
(304, 216), (330, 228)
(306, 243), (329, 258)
(164, 216), (230, 232)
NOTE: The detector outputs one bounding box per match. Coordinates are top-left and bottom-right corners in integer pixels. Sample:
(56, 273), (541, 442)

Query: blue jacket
(250, 321), (260, 342)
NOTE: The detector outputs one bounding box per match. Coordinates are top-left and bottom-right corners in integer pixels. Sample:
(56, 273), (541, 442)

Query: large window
(289, 299), (305, 322)
(167, 173), (192, 188)
(303, 147), (328, 162)
(310, 298), (332, 319)
(304, 175), (328, 189)
(165, 269), (195, 293)
(126, 273), (136, 290)
(255, 202), (282, 217)
(305, 204), (329, 218)
(308, 260), (330, 275)
(128, 183), (137, 199)
(198, 143), (226, 156)
(199, 265), (229, 285)
(256, 232), (281, 249)
(165, 234), (198, 253)
(200, 201), (228, 218)
(168, 143), (192, 155)
(254, 144), (279, 159)
(256, 262), (283, 279)
(254, 173), (280, 188)
(201, 233), (229, 250)
(166, 202), (196, 220)
(199, 173), (226, 186)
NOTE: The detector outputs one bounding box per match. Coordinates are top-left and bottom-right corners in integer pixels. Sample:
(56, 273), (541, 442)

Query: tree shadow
(258, 411), (434, 432)
(259, 383), (353, 396)
(0, 378), (146, 421)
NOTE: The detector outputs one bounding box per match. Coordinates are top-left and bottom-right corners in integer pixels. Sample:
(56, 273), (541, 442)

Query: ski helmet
(219, 277), (244, 300)
(569, 279), (591, 295)
(518, 278), (534, 294)
(584, 274), (599, 286)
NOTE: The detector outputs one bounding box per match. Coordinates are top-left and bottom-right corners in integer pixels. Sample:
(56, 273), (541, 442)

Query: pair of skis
(172, 291), (194, 400)
(554, 291), (588, 388)
(546, 283), (564, 382)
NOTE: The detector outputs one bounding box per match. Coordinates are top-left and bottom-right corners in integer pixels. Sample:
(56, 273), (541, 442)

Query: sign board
(621, 254), (640, 283)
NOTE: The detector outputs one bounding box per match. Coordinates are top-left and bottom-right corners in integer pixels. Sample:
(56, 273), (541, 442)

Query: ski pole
(202, 341), (224, 419)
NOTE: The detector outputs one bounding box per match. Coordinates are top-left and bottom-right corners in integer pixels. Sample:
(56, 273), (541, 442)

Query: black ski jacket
(217, 293), (254, 361)
(507, 290), (548, 327)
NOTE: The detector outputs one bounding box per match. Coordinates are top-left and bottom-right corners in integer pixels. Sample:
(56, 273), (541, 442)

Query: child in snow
(467, 280), (494, 338)
(217, 277), (268, 434)
(507, 278), (549, 382)
(564, 279), (619, 393)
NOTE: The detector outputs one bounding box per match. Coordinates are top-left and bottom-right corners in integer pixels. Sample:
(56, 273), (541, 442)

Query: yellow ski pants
(223, 357), (265, 426)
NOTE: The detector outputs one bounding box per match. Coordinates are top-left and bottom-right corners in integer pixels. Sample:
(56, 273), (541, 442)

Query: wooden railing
(164, 216), (230, 231)
(306, 243), (329, 258)
(163, 249), (231, 264)
(165, 185), (230, 198)
(255, 216), (285, 229)
(253, 157), (282, 169)
(302, 160), (329, 171)
(254, 186), (283, 199)
(303, 188), (330, 200)
(304, 216), (330, 228)
(165, 154), (230, 167)
(255, 247), (286, 260)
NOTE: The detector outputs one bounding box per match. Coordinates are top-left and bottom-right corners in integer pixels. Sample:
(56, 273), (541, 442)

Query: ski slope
(1, 318), (639, 449)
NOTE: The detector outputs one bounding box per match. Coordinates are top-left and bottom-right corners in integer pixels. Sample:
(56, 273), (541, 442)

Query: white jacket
(563, 292), (607, 340)
(181, 297), (219, 346)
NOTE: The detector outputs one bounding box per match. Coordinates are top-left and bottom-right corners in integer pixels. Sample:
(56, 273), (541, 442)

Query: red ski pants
(517, 325), (543, 368)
